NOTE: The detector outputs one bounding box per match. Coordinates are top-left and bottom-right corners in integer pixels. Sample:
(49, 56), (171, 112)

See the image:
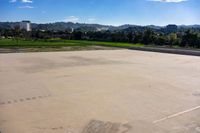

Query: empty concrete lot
(0, 50), (200, 133)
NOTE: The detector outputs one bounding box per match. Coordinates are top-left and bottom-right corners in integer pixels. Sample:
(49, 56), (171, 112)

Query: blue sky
(0, 0), (200, 26)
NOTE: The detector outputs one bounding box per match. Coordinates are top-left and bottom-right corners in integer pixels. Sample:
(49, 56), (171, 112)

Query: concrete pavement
(0, 50), (200, 133)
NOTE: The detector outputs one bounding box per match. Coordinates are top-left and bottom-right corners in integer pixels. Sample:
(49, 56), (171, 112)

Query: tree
(73, 31), (83, 40)
(132, 32), (143, 43)
(127, 32), (133, 42)
(168, 33), (178, 47)
(182, 30), (199, 48)
(142, 29), (155, 45)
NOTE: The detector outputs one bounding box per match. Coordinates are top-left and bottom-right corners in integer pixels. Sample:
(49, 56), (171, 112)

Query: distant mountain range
(0, 22), (200, 32)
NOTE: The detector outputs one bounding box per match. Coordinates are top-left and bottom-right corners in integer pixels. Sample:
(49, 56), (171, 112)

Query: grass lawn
(1, 38), (198, 53)
(0, 38), (144, 48)
(0, 38), (144, 52)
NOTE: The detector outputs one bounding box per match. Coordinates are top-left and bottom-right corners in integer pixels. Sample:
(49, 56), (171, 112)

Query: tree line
(0, 26), (200, 48)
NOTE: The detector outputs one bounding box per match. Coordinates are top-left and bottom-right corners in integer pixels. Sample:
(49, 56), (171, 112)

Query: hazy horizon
(1, 0), (200, 26)
(1, 21), (200, 27)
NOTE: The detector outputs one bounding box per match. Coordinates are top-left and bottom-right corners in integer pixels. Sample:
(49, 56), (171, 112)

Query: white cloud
(9, 0), (33, 3)
(21, 0), (33, 3)
(18, 5), (34, 9)
(64, 16), (79, 23)
(10, 0), (17, 3)
(148, 0), (187, 3)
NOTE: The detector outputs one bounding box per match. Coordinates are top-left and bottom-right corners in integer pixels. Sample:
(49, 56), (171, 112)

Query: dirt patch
(18, 56), (130, 73)
(193, 91), (200, 97)
(81, 120), (132, 133)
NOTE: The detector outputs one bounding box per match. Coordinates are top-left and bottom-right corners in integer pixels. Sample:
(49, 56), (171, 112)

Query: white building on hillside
(20, 21), (31, 31)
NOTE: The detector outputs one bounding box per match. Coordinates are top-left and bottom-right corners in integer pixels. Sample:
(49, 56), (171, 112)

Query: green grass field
(0, 38), (144, 48)
(0, 38), (145, 52)
(0, 38), (199, 54)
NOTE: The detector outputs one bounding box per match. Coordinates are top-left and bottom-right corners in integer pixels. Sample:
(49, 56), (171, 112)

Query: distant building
(71, 28), (74, 33)
(166, 24), (178, 33)
(96, 27), (108, 31)
(65, 27), (74, 33)
(20, 21), (31, 31)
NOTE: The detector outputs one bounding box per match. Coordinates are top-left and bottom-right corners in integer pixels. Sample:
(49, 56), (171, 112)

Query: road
(0, 50), (200, 133)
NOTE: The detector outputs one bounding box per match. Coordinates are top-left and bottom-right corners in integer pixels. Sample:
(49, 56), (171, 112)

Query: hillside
(1, 21), (199, 32)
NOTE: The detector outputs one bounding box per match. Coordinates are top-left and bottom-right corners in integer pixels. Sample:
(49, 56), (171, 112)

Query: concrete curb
(129, 47), (200, 57)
